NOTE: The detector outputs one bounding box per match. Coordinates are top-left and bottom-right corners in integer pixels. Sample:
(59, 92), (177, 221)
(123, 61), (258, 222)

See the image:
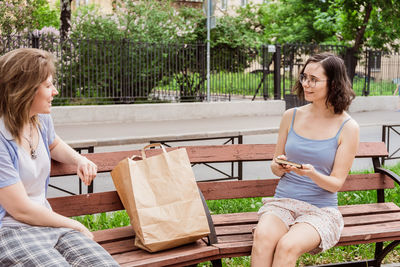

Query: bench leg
(311, 240), (400, 266)
(211, 259), (222, 267)
(375, 240), (400, 267)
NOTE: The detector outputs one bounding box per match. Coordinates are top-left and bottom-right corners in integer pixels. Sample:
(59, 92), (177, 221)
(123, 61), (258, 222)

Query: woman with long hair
(0, 48), (119, 266)
(251, 53), (360, 266)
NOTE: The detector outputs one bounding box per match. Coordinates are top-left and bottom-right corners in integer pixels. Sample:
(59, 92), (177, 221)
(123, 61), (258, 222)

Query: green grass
(153, 71), (396, 98)
(73, 162), (400, 266)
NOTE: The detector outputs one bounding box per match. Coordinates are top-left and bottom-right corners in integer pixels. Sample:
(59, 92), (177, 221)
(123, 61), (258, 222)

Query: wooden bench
(48, 142), (400, 267)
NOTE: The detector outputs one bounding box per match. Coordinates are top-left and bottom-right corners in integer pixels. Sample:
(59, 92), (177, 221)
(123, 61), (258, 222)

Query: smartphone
(275, 158), (302, 169)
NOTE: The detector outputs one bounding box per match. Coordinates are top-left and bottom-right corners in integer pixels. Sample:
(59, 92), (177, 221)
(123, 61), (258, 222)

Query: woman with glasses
(251, 53), (359, 266)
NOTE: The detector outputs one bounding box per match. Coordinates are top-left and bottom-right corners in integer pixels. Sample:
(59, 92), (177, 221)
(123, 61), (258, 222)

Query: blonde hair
(0, 48), (55, 143)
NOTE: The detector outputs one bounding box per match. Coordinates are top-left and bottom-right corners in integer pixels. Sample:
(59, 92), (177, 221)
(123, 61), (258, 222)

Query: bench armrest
(375, 167), (400, 185)
(198, 188), (218, 245)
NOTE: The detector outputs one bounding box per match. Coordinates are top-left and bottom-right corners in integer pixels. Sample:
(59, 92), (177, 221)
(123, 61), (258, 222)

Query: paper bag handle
(130, 155), (142, 160)
(141, 143), (167, 159)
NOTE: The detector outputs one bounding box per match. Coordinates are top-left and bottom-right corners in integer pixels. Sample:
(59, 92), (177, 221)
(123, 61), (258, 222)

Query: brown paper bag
(110, 143), (210, 252)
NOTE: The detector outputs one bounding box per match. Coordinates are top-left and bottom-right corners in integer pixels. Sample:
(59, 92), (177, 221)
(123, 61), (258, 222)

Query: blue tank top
(274, 109), (350, 208)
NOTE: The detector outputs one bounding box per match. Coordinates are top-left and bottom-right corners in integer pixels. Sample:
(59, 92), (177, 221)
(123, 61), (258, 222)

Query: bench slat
(210, 203), (400, 227)
(48, 174), (396, 217)
(207, 216), (400, 257)
(340, 221), (400, 242)
(50, 191), (123, 217)
(211, 212), (400, 238)
(356, 142), (388, 158)
(212, 212), (258, 226)
(341, 173), (394, 192)
(344, 211), (400, 226)
(215, 234), (253, 244)
(102, 239), (138, 255)
(112, 240), (218, 267)
(94, 226), (134, 243)
(199, 179), (278, 200)
(50, 142), (388, 177)
(199, 174), (394, 201)
(183, 144), (276, 163)
(339, 202), (400, 216)
(213, 240), (253, 255)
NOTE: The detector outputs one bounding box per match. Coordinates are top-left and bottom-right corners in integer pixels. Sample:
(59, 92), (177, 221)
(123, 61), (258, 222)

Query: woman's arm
(287, 119), (360, 192)
(0, 181), (93, 239)
(49, 135), (97, 186)
(270, 109), (294, 177)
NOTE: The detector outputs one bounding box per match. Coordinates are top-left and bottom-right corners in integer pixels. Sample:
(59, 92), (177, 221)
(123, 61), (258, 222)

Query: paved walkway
(55, 110), (400, 149)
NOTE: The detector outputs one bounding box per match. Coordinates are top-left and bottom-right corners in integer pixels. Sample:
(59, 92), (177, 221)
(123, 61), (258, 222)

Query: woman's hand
(77, 156), (97, 186)
(285, 163), (316, 177)
(271, 155), (292, 177)
(69, 218), (94, 239)
(50, 136), (98, 186)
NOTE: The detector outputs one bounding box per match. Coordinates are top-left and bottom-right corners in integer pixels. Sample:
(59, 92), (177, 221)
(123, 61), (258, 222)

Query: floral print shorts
(258, 198), (343, 254)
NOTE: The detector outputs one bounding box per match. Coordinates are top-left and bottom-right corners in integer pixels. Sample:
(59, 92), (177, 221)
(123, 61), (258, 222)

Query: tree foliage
(260, 0), (400, 81)
(65, 1), (208, 102)
(63, 0), (267, 102)
(260, 0), (333, 44)
(0, 0), (59, 35)
(211, 3), (265, 47)
(70, 1), (203, 43)
(260, 0), (400, 51)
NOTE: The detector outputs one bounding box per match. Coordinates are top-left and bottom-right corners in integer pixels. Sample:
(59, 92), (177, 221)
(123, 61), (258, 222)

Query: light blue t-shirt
(0, 114), (55, 228)
(274, 109), (350, 208)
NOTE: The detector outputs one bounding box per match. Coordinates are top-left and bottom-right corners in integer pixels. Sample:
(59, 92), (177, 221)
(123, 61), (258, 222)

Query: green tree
(65, 2), (207, 102)
(0, 0), (35, 34)
(32, 0), (60, 30)
(260, 0), (400, 82)
(212, 3), (265, 48)
(0, 0), (59, 35)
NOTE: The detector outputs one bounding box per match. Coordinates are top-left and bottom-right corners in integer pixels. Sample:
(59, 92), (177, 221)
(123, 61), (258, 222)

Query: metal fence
(280, 44), (400, 97)
(0, 35), (399, 105)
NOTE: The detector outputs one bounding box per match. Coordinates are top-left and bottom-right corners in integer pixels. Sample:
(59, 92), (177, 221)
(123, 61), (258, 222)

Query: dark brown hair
(0, 48), (55, 143)
(294, 52), (355, 114)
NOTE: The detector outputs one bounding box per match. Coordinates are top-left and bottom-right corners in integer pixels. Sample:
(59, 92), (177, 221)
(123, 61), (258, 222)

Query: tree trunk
(345, 3), (373, 84)
(344, 47), (358, 84)
(60, 0), (72, 40)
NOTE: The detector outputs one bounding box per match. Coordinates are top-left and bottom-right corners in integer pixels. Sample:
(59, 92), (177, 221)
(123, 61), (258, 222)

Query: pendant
(31, 149), (37, 159)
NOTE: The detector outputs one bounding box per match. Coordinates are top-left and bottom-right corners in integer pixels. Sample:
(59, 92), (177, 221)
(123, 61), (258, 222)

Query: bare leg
(251, 214), (288, 267)
(272, 223), (321, 267)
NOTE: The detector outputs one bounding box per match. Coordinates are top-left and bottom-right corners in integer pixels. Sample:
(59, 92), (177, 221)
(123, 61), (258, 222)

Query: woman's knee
(253, 214), (287, 249)
(275, 235), (303, 258)
(253, 227), (275, 253)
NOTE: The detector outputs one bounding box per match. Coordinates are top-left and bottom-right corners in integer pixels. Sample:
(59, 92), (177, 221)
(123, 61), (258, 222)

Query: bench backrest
(50, 142), (387, 176)
(49, 142), (391, 217)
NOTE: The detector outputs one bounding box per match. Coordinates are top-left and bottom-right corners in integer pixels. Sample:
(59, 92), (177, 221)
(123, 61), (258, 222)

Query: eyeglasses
(299, 74), (328, 88)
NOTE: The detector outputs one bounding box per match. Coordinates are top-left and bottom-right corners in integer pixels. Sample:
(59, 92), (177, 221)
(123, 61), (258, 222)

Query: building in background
(73, 0), (114, 13)
(215, 0), (267, 16)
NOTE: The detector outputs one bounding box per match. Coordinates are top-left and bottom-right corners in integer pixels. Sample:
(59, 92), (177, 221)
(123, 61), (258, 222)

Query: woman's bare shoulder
(340, 116), (360, 142)
(280, 108), (297, 126)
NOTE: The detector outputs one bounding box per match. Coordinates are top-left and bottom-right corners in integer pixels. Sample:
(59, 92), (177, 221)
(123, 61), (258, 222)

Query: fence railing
(1, 35), (398, 105)
(382, 125), (400, 165)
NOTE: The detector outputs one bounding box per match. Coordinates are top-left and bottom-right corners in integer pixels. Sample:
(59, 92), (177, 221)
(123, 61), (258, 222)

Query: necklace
(22, 122), (37, 159)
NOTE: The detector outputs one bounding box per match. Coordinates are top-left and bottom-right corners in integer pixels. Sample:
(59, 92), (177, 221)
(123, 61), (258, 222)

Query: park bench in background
(48, 142), (400, 267)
